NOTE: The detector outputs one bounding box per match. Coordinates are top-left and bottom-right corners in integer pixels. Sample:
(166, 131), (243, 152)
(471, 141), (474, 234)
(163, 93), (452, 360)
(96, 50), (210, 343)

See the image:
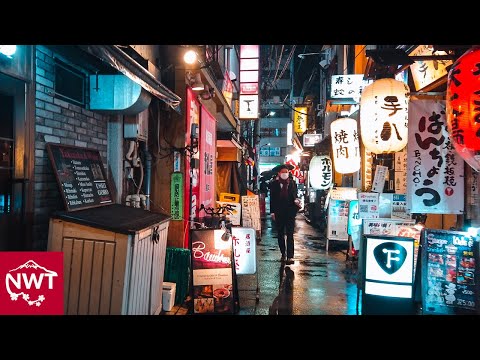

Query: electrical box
(124, 108), (148, 141)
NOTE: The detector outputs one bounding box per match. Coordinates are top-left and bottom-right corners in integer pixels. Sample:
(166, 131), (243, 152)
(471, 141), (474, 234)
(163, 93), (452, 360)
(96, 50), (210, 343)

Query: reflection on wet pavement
(237, 214), (360, 315)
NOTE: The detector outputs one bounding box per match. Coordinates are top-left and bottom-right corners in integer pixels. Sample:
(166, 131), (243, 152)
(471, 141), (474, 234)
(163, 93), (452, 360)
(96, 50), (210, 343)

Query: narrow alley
(237, 213), (360, 315)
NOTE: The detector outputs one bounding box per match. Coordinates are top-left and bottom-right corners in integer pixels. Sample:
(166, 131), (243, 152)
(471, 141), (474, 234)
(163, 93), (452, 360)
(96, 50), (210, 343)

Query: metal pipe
(141, 141), (152, 210)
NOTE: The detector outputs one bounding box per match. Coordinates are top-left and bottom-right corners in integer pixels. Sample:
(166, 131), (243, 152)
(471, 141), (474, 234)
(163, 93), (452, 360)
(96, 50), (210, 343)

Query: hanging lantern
(309, 155), (332, 190)
(331, 117), (361, 174)
(360, 78), (410, 154)
(446, 46), (480, 172)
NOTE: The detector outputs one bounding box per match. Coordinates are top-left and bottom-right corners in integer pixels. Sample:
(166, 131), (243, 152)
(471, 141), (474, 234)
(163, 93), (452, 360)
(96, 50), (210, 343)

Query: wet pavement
(237, 213), (361, 315)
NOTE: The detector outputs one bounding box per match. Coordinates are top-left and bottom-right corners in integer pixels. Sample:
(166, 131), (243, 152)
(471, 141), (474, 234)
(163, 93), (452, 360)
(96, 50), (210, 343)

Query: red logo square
(0, 252), (64, 315)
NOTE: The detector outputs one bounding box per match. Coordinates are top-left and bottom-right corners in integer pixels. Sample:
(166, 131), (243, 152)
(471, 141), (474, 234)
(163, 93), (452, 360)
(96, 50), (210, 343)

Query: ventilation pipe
(90, 74), (151, 115)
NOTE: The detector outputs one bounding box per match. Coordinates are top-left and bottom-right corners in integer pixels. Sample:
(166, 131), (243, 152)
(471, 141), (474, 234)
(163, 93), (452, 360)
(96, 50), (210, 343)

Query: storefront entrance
(0, 73), (28, 250)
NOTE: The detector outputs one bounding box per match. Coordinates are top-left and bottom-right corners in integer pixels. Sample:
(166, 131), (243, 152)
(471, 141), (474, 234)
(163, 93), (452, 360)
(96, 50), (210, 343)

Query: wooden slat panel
(62, 238), (73, 315)
(88, 241), (105, 315)
(127, 235), (139, 315)
(110, 233), (128, 314)
(63, 222), (115, 242)
(67, 239), (84, 315)
(153, 223), (169, 314)
(99, 242), (115, 314)
(47, 219), (64, 251)
(140, 237), (151, 315)
(151, 236), (162, 315)
(78, 240), (94, 315)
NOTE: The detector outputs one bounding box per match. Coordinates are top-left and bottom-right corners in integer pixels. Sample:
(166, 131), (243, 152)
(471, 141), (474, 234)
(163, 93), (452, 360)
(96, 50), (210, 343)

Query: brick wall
(33, 45), (110, 250)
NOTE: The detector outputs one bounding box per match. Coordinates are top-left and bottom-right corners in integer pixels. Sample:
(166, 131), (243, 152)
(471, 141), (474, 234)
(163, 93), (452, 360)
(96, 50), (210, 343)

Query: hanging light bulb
(184, 50), (198, 65)
(0, 45), (16, 57)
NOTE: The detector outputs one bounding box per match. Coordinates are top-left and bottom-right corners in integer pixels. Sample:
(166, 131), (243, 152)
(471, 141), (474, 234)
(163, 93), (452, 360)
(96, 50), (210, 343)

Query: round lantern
(360, 78), (410, 154)
(331, 117), (361, 174)
(309, 155), (332, 190)
(446, 46), (480, 172)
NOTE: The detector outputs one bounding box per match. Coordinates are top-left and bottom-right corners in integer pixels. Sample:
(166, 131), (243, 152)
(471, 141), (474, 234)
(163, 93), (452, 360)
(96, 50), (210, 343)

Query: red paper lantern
(446, 46), (480, 172)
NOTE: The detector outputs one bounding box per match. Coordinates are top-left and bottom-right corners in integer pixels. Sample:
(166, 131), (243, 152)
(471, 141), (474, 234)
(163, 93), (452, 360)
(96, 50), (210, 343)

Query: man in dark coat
(270, 165), (301, 265)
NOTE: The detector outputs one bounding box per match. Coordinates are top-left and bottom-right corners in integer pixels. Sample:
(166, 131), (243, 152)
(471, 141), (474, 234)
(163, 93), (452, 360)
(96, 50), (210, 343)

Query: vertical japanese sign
(239, 45), (259, 120)
(394, 146), (408, 193)
(364, 149), (374, 191)
(199, 107), (216, 213)
(407, 100), (464, 214)
(409, 45), (453, 91)
(222, 70), (233, 109)
(371, 165), (388, 193)
(192, 230), (235, 314)
(466, 166), (480, 226)
(184, 88), (200, 247)
(293, 106), (307, 134)
(170, 172), (183, 220)
(232, 227), (256, 275)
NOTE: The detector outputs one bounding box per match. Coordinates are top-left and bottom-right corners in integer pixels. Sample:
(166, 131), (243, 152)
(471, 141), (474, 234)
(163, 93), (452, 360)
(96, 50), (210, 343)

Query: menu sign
(46, 143), (113, 211)
(421, 228), (479, 315)
(191, 229), (235, 314)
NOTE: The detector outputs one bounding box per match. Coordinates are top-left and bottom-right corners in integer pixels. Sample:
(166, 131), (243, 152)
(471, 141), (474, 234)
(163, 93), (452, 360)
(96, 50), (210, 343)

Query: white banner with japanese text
(406, 100), (464, 214)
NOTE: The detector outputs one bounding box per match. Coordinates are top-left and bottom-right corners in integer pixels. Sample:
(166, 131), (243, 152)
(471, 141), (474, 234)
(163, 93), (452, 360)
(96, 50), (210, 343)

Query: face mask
(280, 173), (289, 180)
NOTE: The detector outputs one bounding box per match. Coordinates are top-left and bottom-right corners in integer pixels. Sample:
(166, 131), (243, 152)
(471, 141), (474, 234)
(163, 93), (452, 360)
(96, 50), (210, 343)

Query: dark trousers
(275, 209), (296, 258)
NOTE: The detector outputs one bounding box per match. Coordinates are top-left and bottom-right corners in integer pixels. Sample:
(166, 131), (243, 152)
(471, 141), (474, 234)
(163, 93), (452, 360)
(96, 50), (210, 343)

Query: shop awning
(80, 45), (182, 112)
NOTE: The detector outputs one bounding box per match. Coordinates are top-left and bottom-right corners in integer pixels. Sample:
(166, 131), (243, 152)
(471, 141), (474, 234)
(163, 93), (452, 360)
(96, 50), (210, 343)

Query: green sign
(171, 172), (183, 220)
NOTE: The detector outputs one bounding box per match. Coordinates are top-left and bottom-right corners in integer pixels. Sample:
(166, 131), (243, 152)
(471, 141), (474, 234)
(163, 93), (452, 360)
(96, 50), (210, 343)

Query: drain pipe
(141, 141), (152, 210)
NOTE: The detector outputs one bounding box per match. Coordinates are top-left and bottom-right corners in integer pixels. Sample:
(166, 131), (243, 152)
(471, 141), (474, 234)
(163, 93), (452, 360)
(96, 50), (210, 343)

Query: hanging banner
(171, 172), (183, 220)
(406, 100), (464, 214)
(293, 106), (308, 134)
(200, 107), (217, 214)
(184, 88), (201, 247)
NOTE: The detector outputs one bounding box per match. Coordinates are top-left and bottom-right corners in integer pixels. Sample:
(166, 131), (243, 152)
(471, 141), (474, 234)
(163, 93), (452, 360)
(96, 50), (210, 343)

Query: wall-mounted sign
(407, 100), (464, 214)
(192, 229), (235, 314)
(239, 45), (259, 120)
(358, 192), (379, 219)
(303, 133), (322, 147)
(394, 146), (407, 194)
(293, 106), (308, 134)
(222, 70), (233, 109)
(46, 143), (113, 212)
(330, 74), (372, 102)
(199, 107), (217, 216)
(239, 95), (259, 119)
(363, 235), (415, 299)
(371, 165), (388, 193)
(421, 228), (479, 315)
(232, 227), (256, 275)
(170, 172), (183, 220)
(240, 83), (258, 95)
(409, 45), (453, 92)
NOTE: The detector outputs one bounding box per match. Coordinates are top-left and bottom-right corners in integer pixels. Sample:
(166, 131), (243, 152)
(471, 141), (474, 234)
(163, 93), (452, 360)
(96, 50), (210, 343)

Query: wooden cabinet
(47, 204), (170, 315)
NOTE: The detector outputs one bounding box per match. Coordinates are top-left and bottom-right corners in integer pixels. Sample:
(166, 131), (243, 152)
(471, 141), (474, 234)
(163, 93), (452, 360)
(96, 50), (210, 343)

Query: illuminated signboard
(293, 106), (307, 133)
(232, 227), (256, 275)
(363, 235), (415, 298)
(239, 45), (259, 120)
(330, 74), (372, 102)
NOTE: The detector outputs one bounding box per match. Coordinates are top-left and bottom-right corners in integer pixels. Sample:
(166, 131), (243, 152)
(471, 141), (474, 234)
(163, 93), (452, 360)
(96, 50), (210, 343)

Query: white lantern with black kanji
(360, 78), (410, 154)
(309, 155), (332, 190)
(331, 118), (361, 174)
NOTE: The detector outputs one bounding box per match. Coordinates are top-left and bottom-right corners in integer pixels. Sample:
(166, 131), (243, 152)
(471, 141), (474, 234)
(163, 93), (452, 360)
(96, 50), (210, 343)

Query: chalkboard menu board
(421, 228), (479, 315)
(46, 143), (113, 211)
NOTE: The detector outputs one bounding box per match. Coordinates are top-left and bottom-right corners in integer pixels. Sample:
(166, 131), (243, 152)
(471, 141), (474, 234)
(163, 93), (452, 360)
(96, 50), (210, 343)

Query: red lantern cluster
(446, 46), (480, 172)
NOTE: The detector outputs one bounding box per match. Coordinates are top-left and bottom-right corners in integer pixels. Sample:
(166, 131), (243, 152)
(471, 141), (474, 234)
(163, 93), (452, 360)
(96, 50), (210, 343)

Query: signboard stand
(233, 227), (260, 304)
(419, 228), (479, 315)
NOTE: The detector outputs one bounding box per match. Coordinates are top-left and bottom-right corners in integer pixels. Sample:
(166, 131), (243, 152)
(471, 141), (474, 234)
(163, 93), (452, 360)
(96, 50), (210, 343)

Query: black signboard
(421, 228), (480, 315)
(46, 143), (113, 211)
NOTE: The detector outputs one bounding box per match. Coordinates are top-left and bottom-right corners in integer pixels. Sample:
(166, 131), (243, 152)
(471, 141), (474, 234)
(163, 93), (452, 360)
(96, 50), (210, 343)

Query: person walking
(270, 165), (301, 265)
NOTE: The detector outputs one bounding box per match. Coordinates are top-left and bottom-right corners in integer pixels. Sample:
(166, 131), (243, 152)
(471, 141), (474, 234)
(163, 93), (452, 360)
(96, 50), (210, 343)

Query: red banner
(184, 88), (201, 248)
(199, 107), (217, 215)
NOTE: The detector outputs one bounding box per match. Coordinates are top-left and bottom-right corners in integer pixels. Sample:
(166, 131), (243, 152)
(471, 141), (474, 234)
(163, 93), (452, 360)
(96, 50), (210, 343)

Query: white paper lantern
(309, 155), (332, 190)
(331, 118), (361, 174)
(360, 78), (410, 154)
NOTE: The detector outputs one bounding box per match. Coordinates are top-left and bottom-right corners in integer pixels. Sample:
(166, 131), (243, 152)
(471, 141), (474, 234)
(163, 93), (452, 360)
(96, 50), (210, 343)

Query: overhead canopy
(80, 45), (182, 112)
